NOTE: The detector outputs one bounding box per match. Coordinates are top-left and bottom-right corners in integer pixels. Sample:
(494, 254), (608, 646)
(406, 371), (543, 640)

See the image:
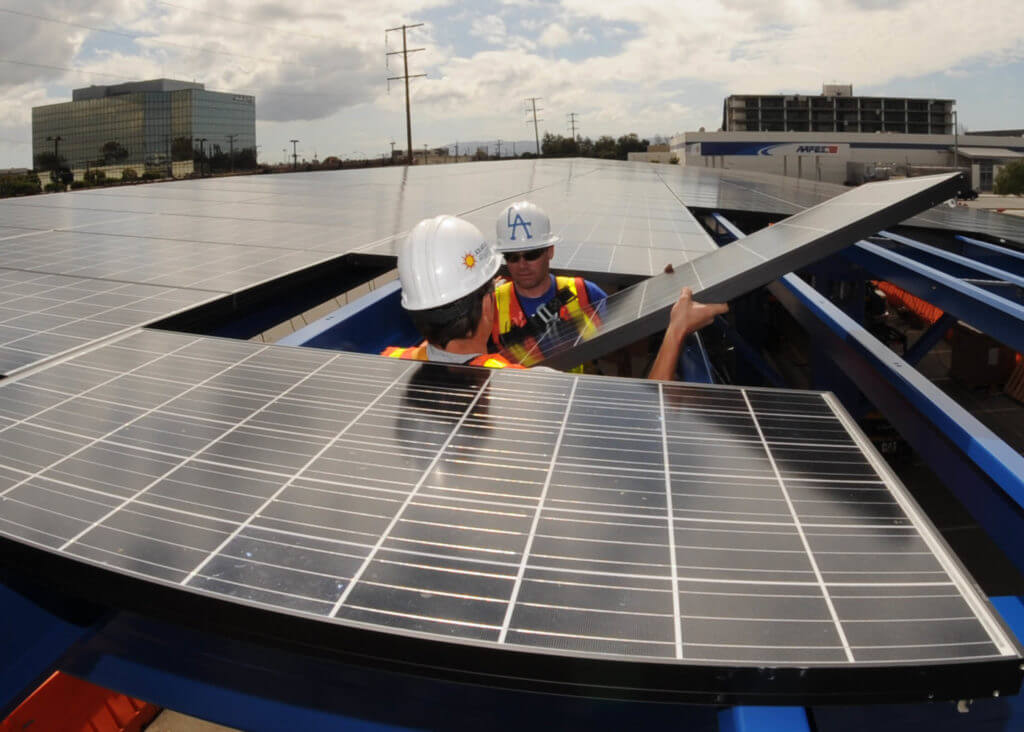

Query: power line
(0, 57), (135, 80)
(526, 97), (542, 155)
(0, 58), (359, 99)
(152, 0), (337, 42)
(385, 23), (426, 166)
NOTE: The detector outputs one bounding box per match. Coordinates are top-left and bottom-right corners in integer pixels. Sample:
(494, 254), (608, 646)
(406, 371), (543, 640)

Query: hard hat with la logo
(495, 201), (560, 253)
(398, 215), (501, 310)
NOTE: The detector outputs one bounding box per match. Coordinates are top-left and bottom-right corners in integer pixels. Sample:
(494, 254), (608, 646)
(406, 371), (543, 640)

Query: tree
(994, 160), (1024, 195)
(0, 171), (41, 197)
(615, 133), (649, 159)
(101, 141), (129, 166)
(593, 135), (617, 159)
(171, 137), (193, 162)
(34, 151), (65, 171)
(83, 169), (106, 186)
(121, 168), (138, 181)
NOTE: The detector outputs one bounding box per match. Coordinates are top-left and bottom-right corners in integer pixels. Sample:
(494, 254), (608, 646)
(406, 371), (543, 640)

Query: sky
(1, 0), (1023, 168)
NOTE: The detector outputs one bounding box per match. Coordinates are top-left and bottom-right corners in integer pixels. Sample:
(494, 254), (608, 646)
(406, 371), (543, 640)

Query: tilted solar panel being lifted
(510, 173), (967, 370)
(0, 329), (1019, 704)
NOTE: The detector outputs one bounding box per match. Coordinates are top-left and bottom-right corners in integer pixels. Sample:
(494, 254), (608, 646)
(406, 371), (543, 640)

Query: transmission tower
(567, 112), (579, 140)
(386, 23), (426, 165)
(525, 97), (543, 155)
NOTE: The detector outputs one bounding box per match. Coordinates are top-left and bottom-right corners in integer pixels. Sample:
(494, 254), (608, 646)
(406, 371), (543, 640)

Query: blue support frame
(276, 280), (419, 355)
(954, 234), (1024, 278)
(719, 707), (811, 732)
(842, 241), (1024, 354)
(903, 312), (957, 365)
(880, 230), (1024, 291)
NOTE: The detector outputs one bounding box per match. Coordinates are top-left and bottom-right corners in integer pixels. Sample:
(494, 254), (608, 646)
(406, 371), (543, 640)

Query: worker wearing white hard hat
(491, 201), (608, 368)
(383, 213), (729, 377)
(382, 215), (526, 369)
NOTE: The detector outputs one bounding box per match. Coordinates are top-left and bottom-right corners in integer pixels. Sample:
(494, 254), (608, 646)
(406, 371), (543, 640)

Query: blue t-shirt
(516, 275), (607, 319)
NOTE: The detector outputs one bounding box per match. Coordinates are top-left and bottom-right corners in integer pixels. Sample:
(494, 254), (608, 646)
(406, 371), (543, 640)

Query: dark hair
(409, 280), (493, 348)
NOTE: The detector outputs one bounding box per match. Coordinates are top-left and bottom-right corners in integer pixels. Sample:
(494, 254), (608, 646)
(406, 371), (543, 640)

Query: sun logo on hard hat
(462, 252), (476, 269)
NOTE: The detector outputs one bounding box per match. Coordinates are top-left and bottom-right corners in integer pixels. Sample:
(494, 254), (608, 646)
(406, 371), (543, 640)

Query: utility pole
(423, 143), (428, 164)
(496, 139), (502, 159)
(567, 112), (579, 140)
(386, 23), (426, 165)
(290, 139), (299, 170)
(197, 137), (208, 176)
(389, 140), (396, 159)
(953, 109), (959, 169)
(226, 134), (238, 172)
(526, 97), (542, 155)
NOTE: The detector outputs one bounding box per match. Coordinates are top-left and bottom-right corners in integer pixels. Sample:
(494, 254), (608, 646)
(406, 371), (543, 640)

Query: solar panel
(0, 329), (1019, 703)
(0, 269), (216, 375)
(661, 166), (1024, 245)
(513, 173), (966, 370)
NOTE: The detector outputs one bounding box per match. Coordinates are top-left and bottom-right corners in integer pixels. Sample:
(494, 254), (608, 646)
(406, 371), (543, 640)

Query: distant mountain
(441, 140), (540, 156)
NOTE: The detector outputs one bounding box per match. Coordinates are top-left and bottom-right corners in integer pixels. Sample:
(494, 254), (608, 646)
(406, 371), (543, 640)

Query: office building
(32, 79), (255, 178)
(723, 84), (953, 135)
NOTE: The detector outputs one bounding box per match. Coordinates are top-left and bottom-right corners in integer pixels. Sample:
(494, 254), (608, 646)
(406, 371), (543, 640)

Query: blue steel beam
(842, 241), (1024, 354)
(880, 230), (1024, 290)
(955, 234), (1024, 278)
(903, 312), (957, 366)
(712, 214), (1024, 556)
(718, 706), (810, 732)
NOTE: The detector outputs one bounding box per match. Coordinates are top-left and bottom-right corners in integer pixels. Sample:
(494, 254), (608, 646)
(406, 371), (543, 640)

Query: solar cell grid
(0, 269), (216, 374)
(0, 329), (1018, 703)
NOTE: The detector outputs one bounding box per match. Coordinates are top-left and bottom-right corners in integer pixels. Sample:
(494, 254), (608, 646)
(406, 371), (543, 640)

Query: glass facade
(32, 82), (255, 176)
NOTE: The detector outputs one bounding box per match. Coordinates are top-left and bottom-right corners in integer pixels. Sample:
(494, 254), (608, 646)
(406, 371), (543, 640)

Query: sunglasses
(504, 248), (547, 264)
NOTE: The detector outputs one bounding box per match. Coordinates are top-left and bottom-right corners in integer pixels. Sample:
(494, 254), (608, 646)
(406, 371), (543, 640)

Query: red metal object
(1, 672), (160, 732)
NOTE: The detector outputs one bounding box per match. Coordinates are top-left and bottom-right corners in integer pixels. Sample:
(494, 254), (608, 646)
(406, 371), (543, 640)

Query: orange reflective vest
(491, 276), (600, 368)
(381, 342), (525, 369)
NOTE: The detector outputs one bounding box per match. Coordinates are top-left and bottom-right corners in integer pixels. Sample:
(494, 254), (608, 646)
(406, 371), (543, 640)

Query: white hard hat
(398, 215), (501, 310)
(496, 201), (560, 253)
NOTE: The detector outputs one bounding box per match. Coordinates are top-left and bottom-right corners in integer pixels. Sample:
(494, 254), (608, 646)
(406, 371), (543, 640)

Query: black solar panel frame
(2, 503), (1020, 706)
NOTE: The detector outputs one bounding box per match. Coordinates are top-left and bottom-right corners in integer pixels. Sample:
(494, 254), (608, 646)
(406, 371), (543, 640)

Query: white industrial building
(670, 130), (1023, 192)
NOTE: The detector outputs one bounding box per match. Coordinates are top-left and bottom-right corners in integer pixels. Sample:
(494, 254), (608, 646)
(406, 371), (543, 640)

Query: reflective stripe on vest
(383, 343), (523, 369)
(381, 342), (429, 360)
(468, 353), (525, 369)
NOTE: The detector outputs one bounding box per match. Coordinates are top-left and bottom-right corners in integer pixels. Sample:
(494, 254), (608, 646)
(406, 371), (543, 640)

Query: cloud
(2, 0), (1024, 167)
(538, 23), (570, 48)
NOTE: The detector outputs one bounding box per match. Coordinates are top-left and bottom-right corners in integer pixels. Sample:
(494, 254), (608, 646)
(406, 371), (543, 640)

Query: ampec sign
(696, 141), (851, 157)
(762, 143), (849, 157)
(795, 145), (840, 154)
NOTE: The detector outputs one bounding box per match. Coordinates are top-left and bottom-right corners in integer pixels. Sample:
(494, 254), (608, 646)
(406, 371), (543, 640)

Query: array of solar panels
(0, 160), (717, 375)
(508, 173), (965, 369)
(664, 166), (1024, 245)
(0, 329), (1017, 689)
(1, 159), (1018, 375)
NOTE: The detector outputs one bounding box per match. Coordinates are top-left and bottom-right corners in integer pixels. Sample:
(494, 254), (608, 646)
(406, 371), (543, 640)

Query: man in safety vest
(382, 214), (728, 376)
(381, 215), (526, 369)
(491, 201), (606, 367)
